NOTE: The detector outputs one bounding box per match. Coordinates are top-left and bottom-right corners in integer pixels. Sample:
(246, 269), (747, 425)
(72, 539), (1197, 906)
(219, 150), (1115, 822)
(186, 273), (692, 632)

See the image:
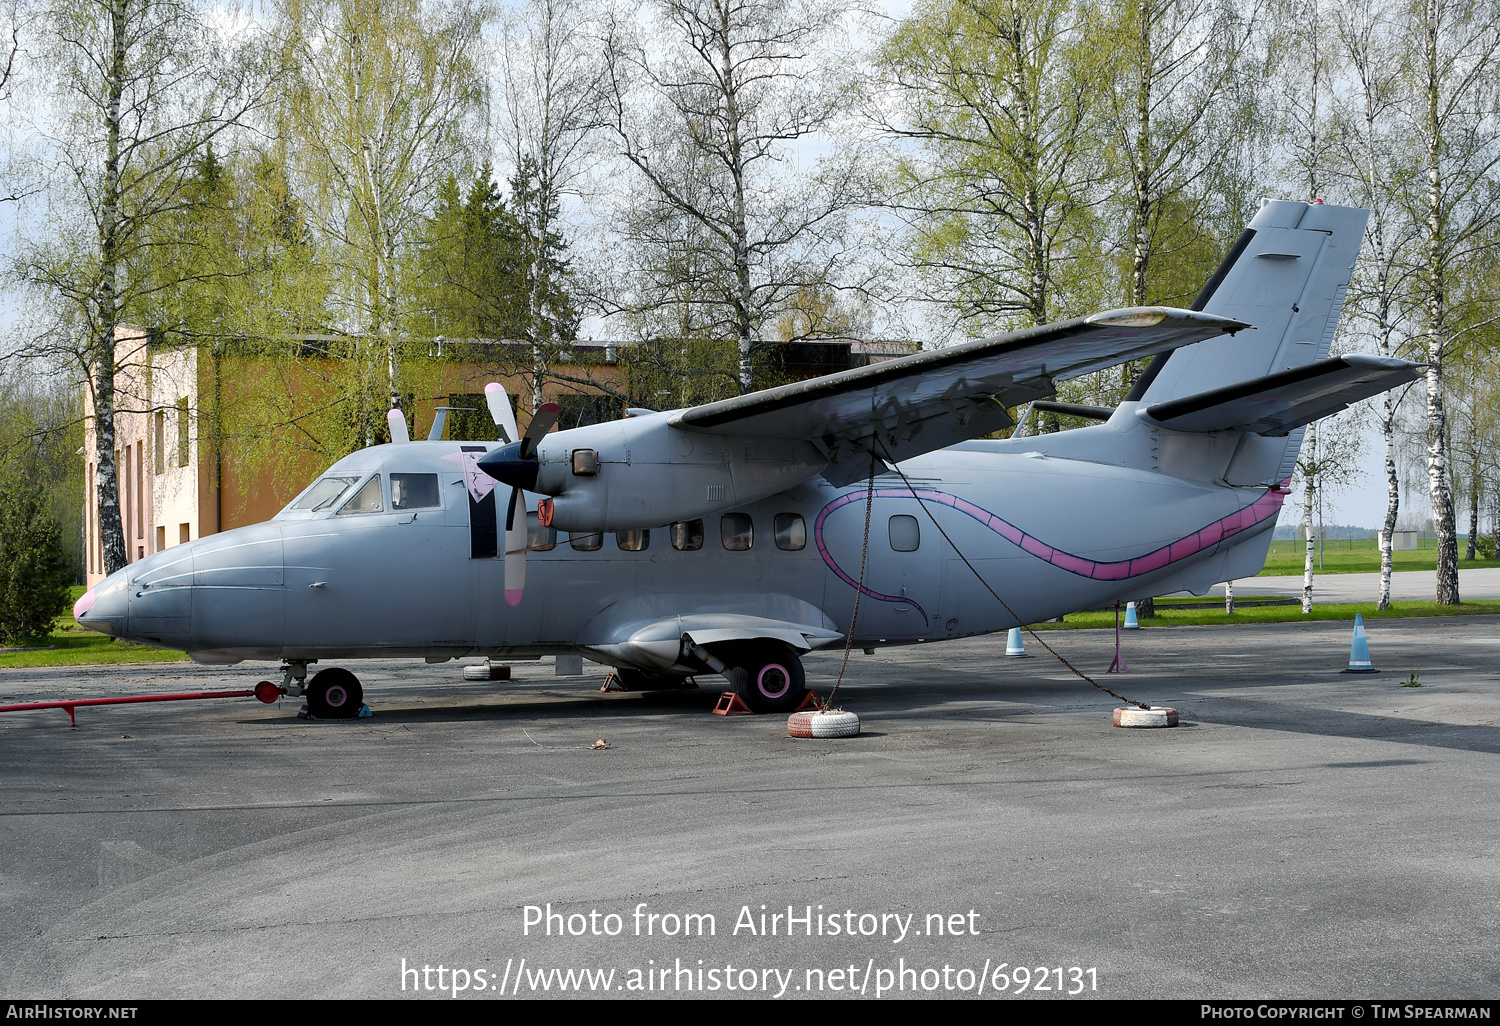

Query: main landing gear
(708, 641), (808, 714)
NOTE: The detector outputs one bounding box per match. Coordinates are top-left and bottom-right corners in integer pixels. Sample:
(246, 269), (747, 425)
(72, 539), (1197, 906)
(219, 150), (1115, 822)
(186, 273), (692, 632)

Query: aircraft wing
(669, 307), (1247, 485)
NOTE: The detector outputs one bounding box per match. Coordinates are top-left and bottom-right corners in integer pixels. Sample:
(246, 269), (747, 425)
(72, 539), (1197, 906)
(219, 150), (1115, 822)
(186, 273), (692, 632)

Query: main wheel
(613, 668), (693, 692)
(307, 667), (363, 719)
(717, 642), (806, 714)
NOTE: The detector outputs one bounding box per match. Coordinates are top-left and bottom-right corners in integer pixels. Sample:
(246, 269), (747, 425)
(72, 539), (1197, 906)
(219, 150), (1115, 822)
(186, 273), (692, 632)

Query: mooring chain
(828, 449), (878, 709)
(872, 440), (1150, 710)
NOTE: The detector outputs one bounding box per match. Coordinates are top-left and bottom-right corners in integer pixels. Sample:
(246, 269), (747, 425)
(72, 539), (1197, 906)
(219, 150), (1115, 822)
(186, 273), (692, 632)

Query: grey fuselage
(78, 404), (1283, 669)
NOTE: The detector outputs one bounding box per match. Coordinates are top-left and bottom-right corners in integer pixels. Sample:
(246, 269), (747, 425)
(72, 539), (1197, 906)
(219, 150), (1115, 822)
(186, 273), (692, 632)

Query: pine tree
(0, 481), (73, 644)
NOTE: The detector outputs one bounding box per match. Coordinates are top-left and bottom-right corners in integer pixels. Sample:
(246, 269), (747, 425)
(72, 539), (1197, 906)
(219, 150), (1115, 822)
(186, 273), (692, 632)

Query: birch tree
(1279, 0), (1335, 610)
(877, 0), (1110, 331)
(1105, 0), (1264, 313)
(497, 0), (605, 412)
(14, 0), (265, 575)
(1329, 0), (1419, 609)
(277, 0), (485, 442)
(1396, 0), (1500, 604)
(604, 0), (867, 393)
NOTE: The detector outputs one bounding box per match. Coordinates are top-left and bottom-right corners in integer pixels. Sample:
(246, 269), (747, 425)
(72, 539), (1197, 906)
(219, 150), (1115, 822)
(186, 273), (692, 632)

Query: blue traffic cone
(1005, 627), (1027, 656)
(1343, 613), (1376, 673)
(1123, 601), (1140, 629)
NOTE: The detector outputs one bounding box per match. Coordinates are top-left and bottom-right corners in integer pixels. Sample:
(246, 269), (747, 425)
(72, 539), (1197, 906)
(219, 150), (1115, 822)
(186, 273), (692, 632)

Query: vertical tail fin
(1128, 199), (1370, 488)
(1137, 200), (1369, 402)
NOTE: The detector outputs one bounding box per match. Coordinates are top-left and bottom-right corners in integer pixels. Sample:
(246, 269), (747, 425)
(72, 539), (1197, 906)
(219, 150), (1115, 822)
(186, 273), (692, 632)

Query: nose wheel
(306, 667), (363, 719)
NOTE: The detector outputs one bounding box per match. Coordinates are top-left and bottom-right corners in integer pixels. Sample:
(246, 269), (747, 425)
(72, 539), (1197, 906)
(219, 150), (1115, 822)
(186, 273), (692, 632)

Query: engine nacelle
(529, 413), (828, 533)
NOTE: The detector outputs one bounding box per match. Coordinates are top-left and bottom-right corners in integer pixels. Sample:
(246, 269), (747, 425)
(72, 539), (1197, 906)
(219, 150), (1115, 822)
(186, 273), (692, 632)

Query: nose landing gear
(305, 667), (364, 720)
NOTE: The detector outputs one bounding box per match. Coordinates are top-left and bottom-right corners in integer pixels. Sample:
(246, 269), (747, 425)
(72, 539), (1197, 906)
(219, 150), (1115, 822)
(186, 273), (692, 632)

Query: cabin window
(290, 475), (360, 511)
(774, 513), (806, 551)
(671, 519), (704, 551)
(337, 475), (384, 515)
(391, 473), (441, 509)
(721, 513), (754, 550)
(569, 531), (603, 551)
(889, 514), (919, 552)
(617, 529), (650, 551)
(527, 512), (556, 551)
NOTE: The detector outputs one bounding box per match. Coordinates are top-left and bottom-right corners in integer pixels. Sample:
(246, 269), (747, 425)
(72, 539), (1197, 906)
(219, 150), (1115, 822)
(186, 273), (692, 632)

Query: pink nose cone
(73, 588), (97, 620)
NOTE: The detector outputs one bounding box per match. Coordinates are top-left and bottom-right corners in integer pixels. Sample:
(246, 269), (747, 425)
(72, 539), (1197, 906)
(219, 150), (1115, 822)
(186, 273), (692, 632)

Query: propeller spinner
(478, 386), (561, 607)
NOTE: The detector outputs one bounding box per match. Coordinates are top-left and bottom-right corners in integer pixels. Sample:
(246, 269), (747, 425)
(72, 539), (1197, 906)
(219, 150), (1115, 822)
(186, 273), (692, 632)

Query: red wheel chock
(599, 674), (628, 693)
(795, 690), (825, 712)
(712, 691), (754, 715)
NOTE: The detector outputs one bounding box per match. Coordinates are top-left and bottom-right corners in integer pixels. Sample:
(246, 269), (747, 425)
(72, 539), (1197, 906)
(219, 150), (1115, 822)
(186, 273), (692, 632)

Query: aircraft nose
(75, 570), (130, 637)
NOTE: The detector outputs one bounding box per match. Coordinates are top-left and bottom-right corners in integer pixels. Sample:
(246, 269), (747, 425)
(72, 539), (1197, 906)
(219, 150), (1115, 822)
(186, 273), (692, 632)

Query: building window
(556, 393), (619, 431)
(135, 443), (144, 538)
(889, 515), (920, 552)
(721, 513), (753, 551)
(154, 412), (165, 474)
(774, 513), (806, 550)
(87, 463), (95, 575)
(446, 393), (496, 441)
(156, 525), (165, 552)
(176, 398), (190, 467)
(180, 523), (191, 544)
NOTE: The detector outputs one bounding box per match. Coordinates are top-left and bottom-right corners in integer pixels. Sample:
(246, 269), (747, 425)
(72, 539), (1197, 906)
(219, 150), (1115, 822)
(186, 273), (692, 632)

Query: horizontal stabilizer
(1140, 355), (1422, 436)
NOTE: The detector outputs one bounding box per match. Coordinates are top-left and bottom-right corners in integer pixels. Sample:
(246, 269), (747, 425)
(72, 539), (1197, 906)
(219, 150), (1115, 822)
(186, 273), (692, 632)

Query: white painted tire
(463, 664), (509, 681)
(787, 710), (861, 738)
(1112, 706), (1178, 728)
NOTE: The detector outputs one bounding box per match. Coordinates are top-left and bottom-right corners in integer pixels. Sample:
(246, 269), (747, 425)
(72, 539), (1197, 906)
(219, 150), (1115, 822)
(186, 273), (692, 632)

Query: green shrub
(1476, 535), (1496, 560)
(0, 481), (74, 643)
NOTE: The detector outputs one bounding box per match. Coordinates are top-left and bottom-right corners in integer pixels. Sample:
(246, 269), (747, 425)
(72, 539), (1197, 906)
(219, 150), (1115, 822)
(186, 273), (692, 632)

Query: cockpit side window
(337, 475), (385, 515)
(391, 473), (441, 510)
(288, 475), (361, 512)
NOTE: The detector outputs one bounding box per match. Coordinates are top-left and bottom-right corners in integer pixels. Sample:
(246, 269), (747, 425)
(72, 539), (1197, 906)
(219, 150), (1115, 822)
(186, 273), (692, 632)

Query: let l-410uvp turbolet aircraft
(75, 200), (1420, 718)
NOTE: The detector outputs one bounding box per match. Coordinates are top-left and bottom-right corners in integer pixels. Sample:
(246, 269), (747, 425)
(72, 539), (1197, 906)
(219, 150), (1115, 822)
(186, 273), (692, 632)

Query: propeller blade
(485, 383), (520, 445)
(518, 402), (562, 460)
(387, 408), (410, 444)
(504, 487), (526, 606)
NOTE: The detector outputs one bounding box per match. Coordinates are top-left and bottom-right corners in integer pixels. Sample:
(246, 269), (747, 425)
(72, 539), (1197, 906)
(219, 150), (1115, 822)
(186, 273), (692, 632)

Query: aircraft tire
(308, 667), (363, 719)
(721, 642), (807, 714)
